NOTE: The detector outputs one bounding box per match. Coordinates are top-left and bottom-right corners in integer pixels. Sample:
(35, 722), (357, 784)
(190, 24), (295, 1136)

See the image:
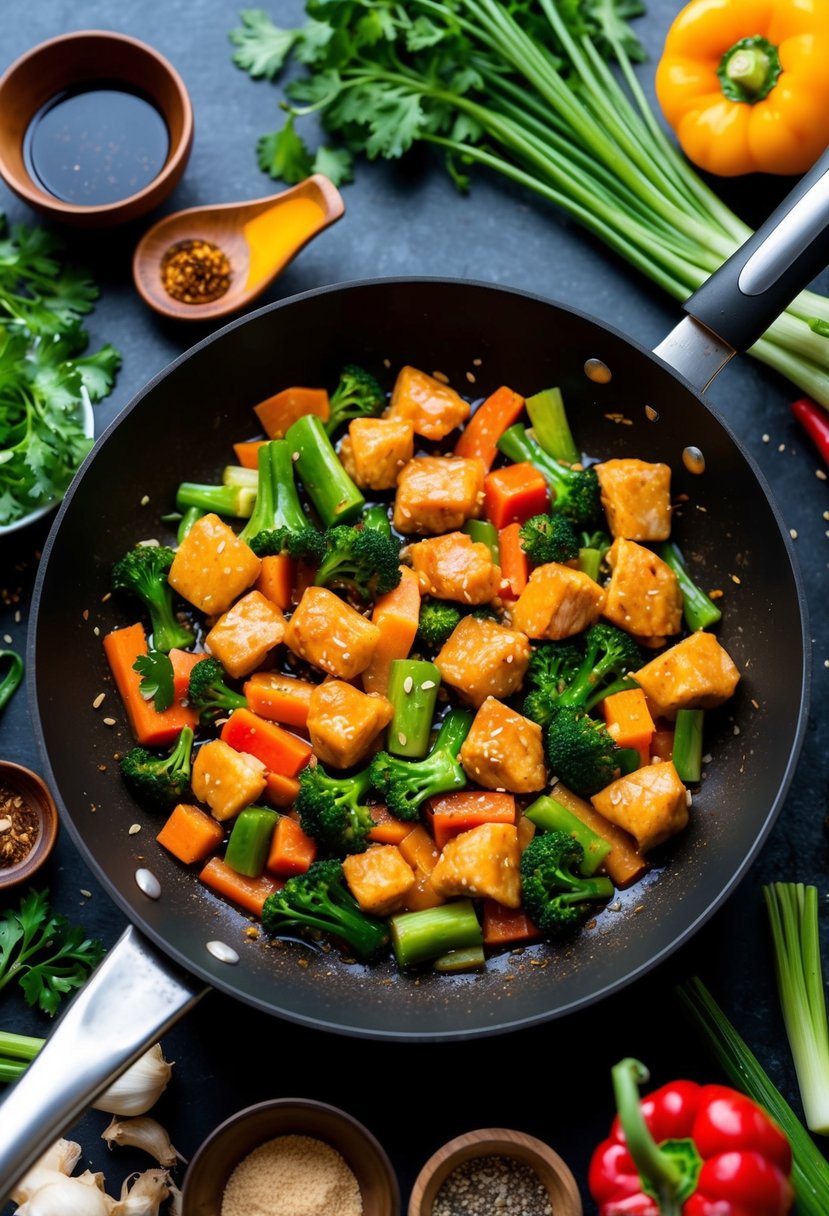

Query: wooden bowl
(182, 1097), (400, 1216)
(0, 762), (59, 891)
(408, 1128), (583, 1216)
(0, 30), (193, 227)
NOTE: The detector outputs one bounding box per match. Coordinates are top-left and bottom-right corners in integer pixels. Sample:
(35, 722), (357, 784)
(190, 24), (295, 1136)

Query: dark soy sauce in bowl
(23, 82), (169, 205)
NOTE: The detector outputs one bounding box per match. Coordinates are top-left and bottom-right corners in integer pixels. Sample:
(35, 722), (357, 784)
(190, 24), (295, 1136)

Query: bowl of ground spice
(0, 762), (59, 890)
(408, 1128), (582, 1216)
(181, 1096), (400, 1216)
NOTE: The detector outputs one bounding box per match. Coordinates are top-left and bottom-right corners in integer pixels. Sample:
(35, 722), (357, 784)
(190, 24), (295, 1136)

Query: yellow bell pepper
(655, 0), (829, 176)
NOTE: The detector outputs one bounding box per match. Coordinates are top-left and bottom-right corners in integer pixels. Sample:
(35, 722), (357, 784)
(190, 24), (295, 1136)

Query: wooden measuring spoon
(131, 174), (345, 321)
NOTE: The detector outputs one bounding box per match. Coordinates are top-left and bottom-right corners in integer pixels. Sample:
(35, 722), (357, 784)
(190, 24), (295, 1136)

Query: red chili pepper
(791, 397), (829, 466)
(588, 1058), (794, 1216)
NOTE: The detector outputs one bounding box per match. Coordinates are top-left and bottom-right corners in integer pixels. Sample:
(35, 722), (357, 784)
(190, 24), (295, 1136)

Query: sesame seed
(80, 889), (92, 899)
(790, 529), (798, 539)
(92, 693), (106, 710)
(102, 717), (116, 727)
(421, 680), (436, 690)
(403, 676), (413, 694)
(398, 732), (407, 746)
(129, 824), (141, 835)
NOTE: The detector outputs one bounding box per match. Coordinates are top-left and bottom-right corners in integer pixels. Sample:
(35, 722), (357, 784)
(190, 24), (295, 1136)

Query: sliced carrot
(221, 707), (313, 778)
(482, 899), (543, 946)
(398, 824), (441, 874)
(157, 803), (225, 865)
(453, 385), (526, 471)
(498, 522), (530, 599)
(102, 623), (198, 747)
(651, 725), (675, 762)
(551, 782), (648, 888)
(255, 554), (296, 611)
(169, 647), (202, 702)
(367, 805), (413, 846)
(233, 440), (268, 469)
(483, 462), (549, 529)
(426, 791), (516, 850)
(262, 771), (301, 807)
(266, 815), (317, 877)
(361, 566), (421, 696)
(244, 672), (315, 729)
(254, 387), (330, 438)
(199, 856), (282, 917)
(602, 687), (655, 768)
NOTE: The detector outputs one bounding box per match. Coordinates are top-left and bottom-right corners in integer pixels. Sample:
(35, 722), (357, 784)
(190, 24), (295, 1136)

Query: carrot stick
(157, 803), (225, 865)
(453, 385), (526, 471)
(199, 856), (282, 917)
(254, 387), (330, 438)
(244, 672), (315, 729)
(368, 806), (414, 846)
(498, 522), (530, 599)
(483, 462), (549, 529)
(482, 899), (543, 946)
(102, 623), (198, 747)
(602, 687), (655, 768)
(361, 566), (421, 696)
(220, 707), (312, 778)
(266, 815), (317, 876)
(398, 824), (441, 874)
(551, 782), (648, 887)
(169, 648), (202, 702)
(255, 554), (296, 611)
(233, 440), (268, 469)
(425, 791), (516, 850)
(262, 771), (301, 808)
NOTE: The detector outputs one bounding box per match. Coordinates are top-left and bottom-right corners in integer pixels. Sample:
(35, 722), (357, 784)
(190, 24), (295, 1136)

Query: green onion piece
(390, 899), (483, 968)
(579, 547), (602, 582)
(433, 945), (487, 973)
(462, 519), (500, 562)
(222, 464), (259, 488)
(524, 794), (611, 877)
(525, 386), (580, 465)
(175, 482), (257, 519)
(224, 807), (280, 877)
(0, 1031), (42, 1061)
(285, 414), (365, 527)
(386, 659), (441, 758)
(676, 976), (829, 1216)
(659, 542), (722, 632)
(763, 884), (829, 1135)
(177, 506), (204, 544)
(672, 709), (704, 784)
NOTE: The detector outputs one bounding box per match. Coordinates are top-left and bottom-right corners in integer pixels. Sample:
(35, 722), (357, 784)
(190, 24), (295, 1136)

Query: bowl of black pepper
(0, 762), (59, 891)
(408, 1129), (582, 1216)
(181, 1096), (400, 1216)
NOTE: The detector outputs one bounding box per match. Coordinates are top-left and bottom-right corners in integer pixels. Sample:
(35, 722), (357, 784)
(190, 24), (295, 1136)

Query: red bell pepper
(588, 1058), (794, 1216)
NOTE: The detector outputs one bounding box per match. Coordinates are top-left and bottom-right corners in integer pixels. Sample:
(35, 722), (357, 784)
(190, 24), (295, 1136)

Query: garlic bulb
(15, 1169), (115, 1216)
(101, 1117), (183, 1168)
(11, 1139), (85, 1206)
(92, 1045), (173, 1116)
(112, 1169), (173, 1216)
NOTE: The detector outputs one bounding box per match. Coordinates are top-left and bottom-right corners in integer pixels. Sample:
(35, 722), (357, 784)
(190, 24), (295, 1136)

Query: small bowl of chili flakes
(0, 762), (59, 890)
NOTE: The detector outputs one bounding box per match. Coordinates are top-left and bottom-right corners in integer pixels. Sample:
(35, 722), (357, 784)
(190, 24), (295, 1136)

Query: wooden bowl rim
(0, 761), (59, 890)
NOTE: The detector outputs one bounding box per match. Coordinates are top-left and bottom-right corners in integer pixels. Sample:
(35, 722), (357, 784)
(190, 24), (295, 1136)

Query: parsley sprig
(0, 214), (121, 525)
(0, 889), (105, 1016)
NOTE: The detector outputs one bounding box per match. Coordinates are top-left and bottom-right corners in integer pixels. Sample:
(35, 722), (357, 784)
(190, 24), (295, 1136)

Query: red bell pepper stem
(611, 1058), (685, 1216)
(791, 397), (829, 466)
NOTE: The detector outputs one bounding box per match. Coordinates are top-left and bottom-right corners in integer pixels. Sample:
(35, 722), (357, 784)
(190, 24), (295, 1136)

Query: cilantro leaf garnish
(0, 889), (105, 1017)
(133, 651), (175, 713)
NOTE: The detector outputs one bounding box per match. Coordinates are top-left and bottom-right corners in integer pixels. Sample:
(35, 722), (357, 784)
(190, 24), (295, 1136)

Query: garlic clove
(15, 1174), (116, 1216)
(112, 1168), (173, 1216)
(101, 1116), (184, 1169)
(93, 1045), (173, 1117)
(11, 1138), (85, 1204)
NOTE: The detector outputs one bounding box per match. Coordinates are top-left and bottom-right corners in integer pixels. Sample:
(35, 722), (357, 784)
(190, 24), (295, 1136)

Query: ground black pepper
(0, 783), (40, 867)
(160, 238), (232, 304)
(433, 1155), (553, 1216)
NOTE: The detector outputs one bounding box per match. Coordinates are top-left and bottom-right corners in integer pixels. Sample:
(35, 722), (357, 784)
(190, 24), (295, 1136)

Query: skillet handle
(0, 925), (206, 1204)
(684, 148), (829, 352)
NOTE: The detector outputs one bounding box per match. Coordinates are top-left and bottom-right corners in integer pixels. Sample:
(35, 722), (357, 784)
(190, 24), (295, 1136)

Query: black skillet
(2, 150), (828, 1197)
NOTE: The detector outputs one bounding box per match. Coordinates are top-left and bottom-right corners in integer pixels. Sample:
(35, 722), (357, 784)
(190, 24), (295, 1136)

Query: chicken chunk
(284, 586), (380, 679)
(307, 679), (394, 769)
(633, 630), (740, 720)
(386, 365), (470, 440)
(393, 456), (484, 535)
(205, 590), (285, 679)
(431, 822), (522, 908)
(342, 845), (415, 916)
(408, 532), (501, 605)
(168, 513), (261, 615)
(591, 760), (689, 853)
(191, 739), (267, 821)
(459, 697), (546, 793)
(436, 617), (531, 707)
(510, 562), (606, 639)
(595, 458), (672, 540)
(603, 538), (683, 641)
(341, 417), (414, 492)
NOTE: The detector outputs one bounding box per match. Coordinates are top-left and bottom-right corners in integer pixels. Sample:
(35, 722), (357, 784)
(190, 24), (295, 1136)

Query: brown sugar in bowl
(408, 1128), (582, 1216)
(0, 762), (59, 891)
(181, 1097), (400, 1216)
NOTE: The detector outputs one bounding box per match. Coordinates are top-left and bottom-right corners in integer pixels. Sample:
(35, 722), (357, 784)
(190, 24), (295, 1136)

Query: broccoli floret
(248, 525), (326, 563)
(497, 424), (602, 527)
(112, 546), (194, 654)
(522, 641), (584, 727)
(119, 726), (194, 809)
(520, 830), (614, 937)
(558, 622), (643, 711)
(416, 599), (462, 650)
(324, 364), (386, 437)
(261, 859), (390, 961)
(519, 513), (580, 565)
(314, 525), (401, 602)
(187, 657), (247, 726)
(295, 763), (377, 855)
(370, 708), (472, 821)
(545, 705), (628, 797)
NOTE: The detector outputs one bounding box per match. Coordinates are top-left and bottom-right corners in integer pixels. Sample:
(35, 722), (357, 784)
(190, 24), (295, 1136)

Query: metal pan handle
(0, 926), (205, 1203)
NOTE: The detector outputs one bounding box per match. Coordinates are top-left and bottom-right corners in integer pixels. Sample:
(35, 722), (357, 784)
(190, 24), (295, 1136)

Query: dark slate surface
(1, 1), (827, 1211)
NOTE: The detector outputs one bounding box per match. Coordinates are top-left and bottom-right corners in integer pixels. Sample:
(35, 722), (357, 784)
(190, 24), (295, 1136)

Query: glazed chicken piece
(408, 531), (501, 605)
(435, 617), (531, 706)
(430, 822), (522, 907)
(339, 417), (414, 491)
(602, 538), (683, 642)
(511, 562), (606, 639)
(393, 456), (484, 535)
(633, 630), (740, 720)
(385, 365), (470, 440)
(595, 458), (672, 540)
(591, 759), (689, 853)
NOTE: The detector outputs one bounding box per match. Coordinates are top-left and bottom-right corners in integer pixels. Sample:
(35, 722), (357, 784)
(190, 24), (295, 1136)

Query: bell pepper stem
(611, 1058), (685, 1216)
(718, 36), (782, 104)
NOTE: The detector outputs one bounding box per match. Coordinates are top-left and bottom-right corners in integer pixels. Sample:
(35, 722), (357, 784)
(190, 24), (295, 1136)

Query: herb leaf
(0, 889), (105, 1016)
(257, 114), (315, 182)
(230, 9), (299, 79)
(133, 651), (175, 713)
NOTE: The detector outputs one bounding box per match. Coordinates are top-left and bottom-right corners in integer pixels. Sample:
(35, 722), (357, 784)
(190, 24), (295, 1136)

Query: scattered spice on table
(160, 238), (231, 304)
(434, 1155), (552, 1216)
(220, 1133), (362, 1216)
(0, 782), (39, 867)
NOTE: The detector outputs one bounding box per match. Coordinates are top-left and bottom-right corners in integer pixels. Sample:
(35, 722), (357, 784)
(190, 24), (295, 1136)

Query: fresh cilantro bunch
(0, 889), (105, 1016)
(0, 214), (121, 525)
